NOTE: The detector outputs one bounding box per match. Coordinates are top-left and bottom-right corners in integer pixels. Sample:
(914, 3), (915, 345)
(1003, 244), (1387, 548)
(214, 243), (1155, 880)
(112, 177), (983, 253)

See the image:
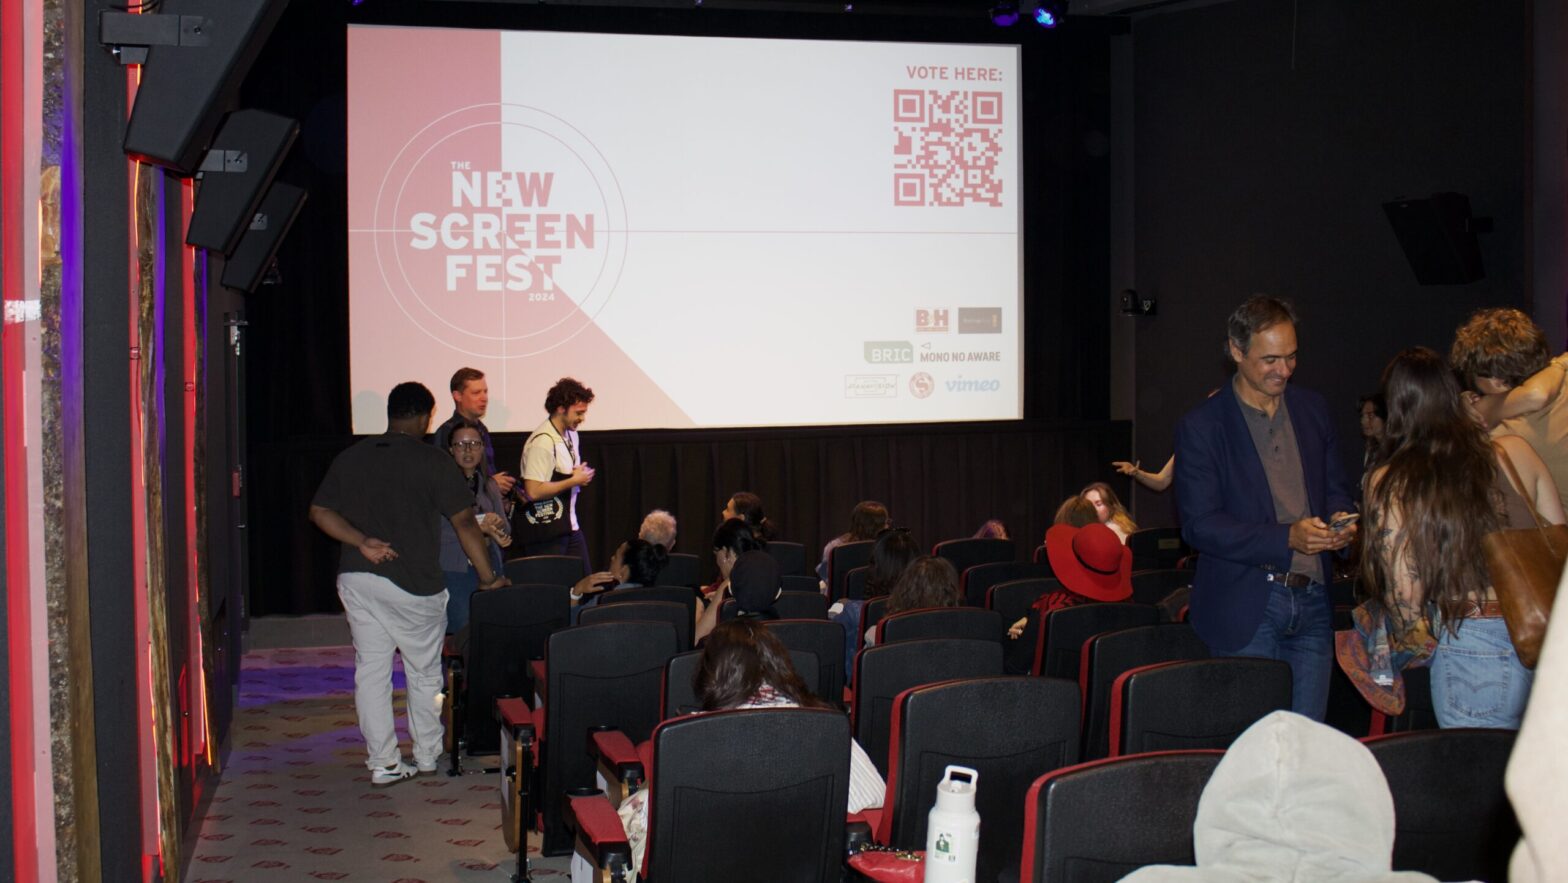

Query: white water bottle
(924, 765), (980, 883)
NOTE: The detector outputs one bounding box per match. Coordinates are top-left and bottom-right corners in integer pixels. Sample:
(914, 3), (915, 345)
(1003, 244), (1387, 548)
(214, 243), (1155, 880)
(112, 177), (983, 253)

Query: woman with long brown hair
(1361, 347), (1564, 728)
(1081, 481), (1138, 542)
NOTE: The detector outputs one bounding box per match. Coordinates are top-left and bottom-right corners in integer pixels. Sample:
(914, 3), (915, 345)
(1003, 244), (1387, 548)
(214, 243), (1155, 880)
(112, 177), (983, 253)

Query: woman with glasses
(438, 421), (512, 633)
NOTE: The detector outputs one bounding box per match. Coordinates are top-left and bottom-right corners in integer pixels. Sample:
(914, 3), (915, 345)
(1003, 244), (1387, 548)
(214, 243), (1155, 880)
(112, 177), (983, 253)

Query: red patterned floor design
(185, 646), (571, 882)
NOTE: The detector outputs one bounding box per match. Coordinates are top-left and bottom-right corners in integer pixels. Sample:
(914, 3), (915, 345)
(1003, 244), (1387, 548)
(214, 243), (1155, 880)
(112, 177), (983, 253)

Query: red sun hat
(1045, 522), (1132, 602)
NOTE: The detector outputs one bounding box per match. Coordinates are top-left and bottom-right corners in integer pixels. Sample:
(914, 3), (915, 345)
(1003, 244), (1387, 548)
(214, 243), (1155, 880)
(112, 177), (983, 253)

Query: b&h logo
(915, 309), (949, 333)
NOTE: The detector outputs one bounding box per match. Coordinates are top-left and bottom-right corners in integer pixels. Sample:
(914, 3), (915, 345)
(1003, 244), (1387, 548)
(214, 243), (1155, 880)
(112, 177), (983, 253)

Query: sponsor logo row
(916, 307), (1004, 335)
(844, 372), (1004, 399)
(864, 340), (1003, 364)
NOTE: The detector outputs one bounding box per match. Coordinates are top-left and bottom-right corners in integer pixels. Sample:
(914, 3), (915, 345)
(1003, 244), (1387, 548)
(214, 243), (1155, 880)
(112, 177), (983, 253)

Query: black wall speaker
(220, 183), (306, 294)
(1382, 192), (1486, 286)
(187, 110), (299, 255)
(121, 0), (291, 175)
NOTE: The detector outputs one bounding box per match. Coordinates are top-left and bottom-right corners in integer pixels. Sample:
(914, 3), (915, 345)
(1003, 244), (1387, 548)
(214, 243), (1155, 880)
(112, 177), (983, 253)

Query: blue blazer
(1173, 383), (1353, 652)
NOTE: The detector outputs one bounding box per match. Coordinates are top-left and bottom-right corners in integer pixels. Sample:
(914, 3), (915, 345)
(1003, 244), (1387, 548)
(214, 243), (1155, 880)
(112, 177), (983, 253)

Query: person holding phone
(438, 421), (513, 634)
(1174, 297), (1357, 721)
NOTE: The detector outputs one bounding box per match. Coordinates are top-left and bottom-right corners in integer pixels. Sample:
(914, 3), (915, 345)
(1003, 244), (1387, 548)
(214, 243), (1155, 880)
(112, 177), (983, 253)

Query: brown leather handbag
(1483, 450), (1568, 668)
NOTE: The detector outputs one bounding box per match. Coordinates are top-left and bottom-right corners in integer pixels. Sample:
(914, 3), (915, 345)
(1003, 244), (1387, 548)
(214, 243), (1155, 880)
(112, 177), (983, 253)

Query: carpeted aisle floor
(185, 646), (572, 882)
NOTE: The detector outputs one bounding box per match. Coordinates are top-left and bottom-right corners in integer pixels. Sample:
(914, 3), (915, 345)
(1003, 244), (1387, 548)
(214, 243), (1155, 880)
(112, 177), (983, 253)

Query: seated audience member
(438, 422), (512, 634)
(1113, 454), (1175, 493)
(973, 518), (1009, 540)
(1451, 307), (1568, 508)
(615, 618), (886, 873)
(702, 518), (763, 599)
(721, 491), (777, 542)
(638, 509), (678, 551)
(695, 550), (781, 643)
(1052, 495), (1100, 533)
(865, 555), (961, 648)
(1120, 711), (1440, 883)
(1081, 481), (1138, 543)
(830, 527), (922, 677)
(570, 538), (669, 622)
(817, 500), (892, 583)
(1004, 521), (1133, 674)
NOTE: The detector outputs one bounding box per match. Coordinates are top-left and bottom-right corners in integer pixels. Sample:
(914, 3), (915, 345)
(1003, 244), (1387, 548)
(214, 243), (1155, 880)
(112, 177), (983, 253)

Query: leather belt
(1264, 571), (1317, 589)
(1466, 600), (1504, 619)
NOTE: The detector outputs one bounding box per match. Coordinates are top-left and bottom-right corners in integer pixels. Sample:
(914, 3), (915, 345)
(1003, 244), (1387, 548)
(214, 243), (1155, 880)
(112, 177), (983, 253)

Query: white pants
(337, 571), (447, 769)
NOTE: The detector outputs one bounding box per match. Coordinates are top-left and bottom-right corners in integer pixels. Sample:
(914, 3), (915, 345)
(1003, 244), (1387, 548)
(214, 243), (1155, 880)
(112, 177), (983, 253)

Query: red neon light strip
(1, 0), (39, 876)
(181, 180), (208, 767)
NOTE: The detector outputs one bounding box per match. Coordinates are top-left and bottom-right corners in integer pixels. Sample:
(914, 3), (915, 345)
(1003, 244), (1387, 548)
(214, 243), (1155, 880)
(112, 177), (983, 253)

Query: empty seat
(580, 600), (693, 652)
(504, 554), (586, 589)
(599, 585), (697, 622)
(963, 560), (1053, 608)
(880, 677), (1080, 882)
(1080, 623), (1209, 760)
(1039, 602), (1159, 680)
(1110, 657), (1292, 757)
(1126, 527), (1189, 571)
(827, 541), (875, 600)
(1128, 569), (1191, 606)
(851, 638), (1004, 775)
(765, 540), (808, 576)
(933, 537), (1017, 575)
(877, 606), (1003, 645)
(659, 552), (701, 588)
(1365, 728), (1519, 881)
(1021, 751), (1223, 882)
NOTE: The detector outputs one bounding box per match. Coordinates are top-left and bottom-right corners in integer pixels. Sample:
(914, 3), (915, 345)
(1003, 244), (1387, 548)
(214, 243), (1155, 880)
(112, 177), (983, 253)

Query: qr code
(892, 90), (1004, 208)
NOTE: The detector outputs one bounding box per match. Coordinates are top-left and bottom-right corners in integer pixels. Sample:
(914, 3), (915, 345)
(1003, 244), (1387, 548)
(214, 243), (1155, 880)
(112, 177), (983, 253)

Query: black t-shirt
(312, 431), (475, 596)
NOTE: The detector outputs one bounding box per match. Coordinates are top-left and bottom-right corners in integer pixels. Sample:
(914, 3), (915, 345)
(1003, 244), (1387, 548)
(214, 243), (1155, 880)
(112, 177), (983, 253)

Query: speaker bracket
(99, 12), (212, 65)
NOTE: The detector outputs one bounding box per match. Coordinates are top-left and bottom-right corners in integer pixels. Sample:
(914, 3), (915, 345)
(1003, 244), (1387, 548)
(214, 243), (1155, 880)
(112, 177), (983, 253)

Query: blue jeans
(1218, 581), (1332, 721)
(444, 568), (479, 634)
(1431, 616), (1532, 729)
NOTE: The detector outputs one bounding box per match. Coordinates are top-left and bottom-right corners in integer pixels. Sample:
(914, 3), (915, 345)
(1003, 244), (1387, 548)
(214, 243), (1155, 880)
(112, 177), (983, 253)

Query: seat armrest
(496, 697), (536, 735)
(589, 727), (645, 807)
(442, 633), (461, 660)
(530, 659), (548, 704)
(565, 793), (633, 872)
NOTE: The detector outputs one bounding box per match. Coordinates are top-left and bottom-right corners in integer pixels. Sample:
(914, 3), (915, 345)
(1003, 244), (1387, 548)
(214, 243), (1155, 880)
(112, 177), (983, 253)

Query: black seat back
(764, 619), (848, 707)
(461, 584), (570, 755)
(844, 565), (870, 601)
(721, 591), (828, 622)
(1366, 728), (1519, 881)
(1114, 658), (1291, 756)
(878, 607), (1004, 645)
(1024, 751), (1223, 883)
(579, 600), (693, 652)
(599, 586), (697, 622)
(504, 554), (586, 589)
(964, 561), (1052, 608)
(781, 574), (819, 594)
(1128, 569), (1191, 606)
(827, 541), (875, 600)
(987, 577), (1059, 626)
(663, 648), (823, 719)
(1126, 527), (1188, 571)
(540, 621), (678, 855)
(645, 708), (851, 882)
(888, 677), (1080, 882)
(933, 537), (1017, 575)
(1081, 623), (1208, 760)
(852, 638), (1004, 775)
(660, 553), (701, 588)
(1041, 602), (1159, 681)
(765, 541), (808, 576)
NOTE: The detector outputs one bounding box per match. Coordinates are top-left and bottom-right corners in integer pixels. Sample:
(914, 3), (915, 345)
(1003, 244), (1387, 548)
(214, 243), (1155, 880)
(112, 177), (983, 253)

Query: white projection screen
(347, 25), (1023, 432)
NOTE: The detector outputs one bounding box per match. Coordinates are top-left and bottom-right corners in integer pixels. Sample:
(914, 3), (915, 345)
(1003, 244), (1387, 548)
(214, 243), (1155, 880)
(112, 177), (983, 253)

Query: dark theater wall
(1126, 0), (1529, 526)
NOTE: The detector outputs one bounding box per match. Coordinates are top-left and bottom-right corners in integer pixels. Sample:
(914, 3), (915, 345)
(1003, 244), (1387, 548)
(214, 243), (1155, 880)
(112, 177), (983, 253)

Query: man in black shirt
(311, 382), (508, 786)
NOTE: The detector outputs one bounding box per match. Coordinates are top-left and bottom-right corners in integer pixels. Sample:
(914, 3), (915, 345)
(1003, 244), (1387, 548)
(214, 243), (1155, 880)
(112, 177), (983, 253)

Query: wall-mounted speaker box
(1382, 192), (1485, 285)
(221, 183), (306, 294)
(121, 0), (291, 175)
(187, 110), (299, 254)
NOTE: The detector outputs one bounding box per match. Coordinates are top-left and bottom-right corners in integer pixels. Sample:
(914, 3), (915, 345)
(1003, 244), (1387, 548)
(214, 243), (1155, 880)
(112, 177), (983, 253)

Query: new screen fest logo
(367, 103), (628, 358)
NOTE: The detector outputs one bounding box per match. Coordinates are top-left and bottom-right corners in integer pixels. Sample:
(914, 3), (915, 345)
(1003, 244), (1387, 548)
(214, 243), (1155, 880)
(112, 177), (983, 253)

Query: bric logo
(944, 376), (1001, 393)
(863, 341), (914, 364)
(909, 372), (935, 399)
(844, 375), (898, 399)
(915, 309), (949, 333)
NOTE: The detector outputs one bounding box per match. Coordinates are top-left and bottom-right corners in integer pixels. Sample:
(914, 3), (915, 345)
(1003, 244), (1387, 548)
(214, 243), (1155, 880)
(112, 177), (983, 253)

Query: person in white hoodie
(1120, 711), (1437, 883)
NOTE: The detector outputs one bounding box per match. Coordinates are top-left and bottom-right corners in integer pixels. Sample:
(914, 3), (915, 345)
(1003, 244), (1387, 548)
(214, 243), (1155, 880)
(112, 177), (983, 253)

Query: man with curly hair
(517, 377), (597, 568)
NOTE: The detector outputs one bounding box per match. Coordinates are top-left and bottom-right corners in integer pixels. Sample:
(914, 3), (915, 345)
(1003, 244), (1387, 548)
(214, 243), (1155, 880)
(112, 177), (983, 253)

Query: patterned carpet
(186, 646), (571, 882)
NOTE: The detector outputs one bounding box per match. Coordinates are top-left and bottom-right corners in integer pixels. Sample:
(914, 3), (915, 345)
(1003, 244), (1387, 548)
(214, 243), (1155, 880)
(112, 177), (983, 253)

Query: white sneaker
(416, 757), (441, 775)
(370, 761), (417, 787)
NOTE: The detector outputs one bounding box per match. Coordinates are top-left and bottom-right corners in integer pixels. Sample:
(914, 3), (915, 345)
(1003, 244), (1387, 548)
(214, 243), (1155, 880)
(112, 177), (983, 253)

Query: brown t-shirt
(313, 432), (475, 596)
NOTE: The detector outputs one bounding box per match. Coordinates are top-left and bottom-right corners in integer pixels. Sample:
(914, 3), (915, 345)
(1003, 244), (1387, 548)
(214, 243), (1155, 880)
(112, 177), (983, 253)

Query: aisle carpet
(186, 645), (571, 882)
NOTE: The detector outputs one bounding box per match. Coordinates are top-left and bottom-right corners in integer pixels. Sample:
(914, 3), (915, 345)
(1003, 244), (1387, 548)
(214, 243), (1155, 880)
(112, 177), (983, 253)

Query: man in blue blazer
(1174, 297), (1356, 720)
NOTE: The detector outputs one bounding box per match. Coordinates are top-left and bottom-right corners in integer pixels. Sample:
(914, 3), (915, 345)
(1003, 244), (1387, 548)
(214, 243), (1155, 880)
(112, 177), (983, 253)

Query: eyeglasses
(451, 440), (484, 450)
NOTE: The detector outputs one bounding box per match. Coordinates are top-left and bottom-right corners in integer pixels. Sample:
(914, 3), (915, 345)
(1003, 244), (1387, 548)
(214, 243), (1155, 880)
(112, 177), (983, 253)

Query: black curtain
(240, 2), (1117, 615)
